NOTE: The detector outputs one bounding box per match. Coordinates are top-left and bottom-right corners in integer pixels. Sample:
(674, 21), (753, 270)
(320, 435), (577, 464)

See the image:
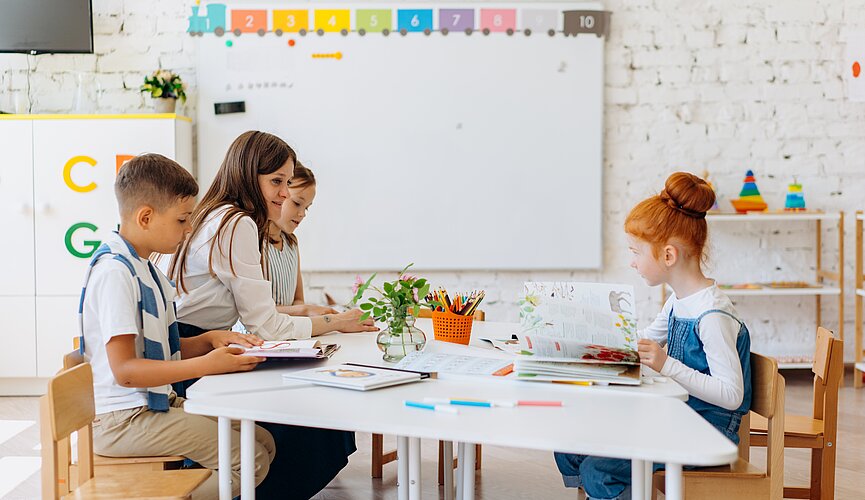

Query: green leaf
(360, 311), (371, 321)
(418, 283), (430, 299)
(374, 306), (384, 316)
(383, 282), (393, 294)
(359, 303), (373, 310)
(414, 279), (427, 289)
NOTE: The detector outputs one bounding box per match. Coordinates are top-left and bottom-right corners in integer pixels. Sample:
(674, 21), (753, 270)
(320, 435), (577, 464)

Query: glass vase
(376, 310), (426, 362)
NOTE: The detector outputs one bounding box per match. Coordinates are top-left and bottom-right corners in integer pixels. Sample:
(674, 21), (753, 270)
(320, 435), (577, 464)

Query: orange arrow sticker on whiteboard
(312, 52), (343, 60)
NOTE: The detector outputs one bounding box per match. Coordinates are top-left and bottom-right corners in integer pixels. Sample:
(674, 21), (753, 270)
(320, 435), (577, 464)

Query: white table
(186, 320), (695, 499)
(185, 375), (737, 500)
(188, 320), (688, 401)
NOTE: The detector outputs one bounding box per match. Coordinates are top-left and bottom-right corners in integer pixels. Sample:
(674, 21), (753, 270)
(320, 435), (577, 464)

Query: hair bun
(661, 172), (715, 218)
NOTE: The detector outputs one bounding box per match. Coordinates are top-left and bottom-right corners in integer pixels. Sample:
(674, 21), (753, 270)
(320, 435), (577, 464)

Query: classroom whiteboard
(194, 2), (605, 271)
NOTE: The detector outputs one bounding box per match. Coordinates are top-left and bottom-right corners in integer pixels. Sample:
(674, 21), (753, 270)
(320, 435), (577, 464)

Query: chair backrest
(41, 363), (96, 499)
(749, 352), (785, 498)
(811, 327), (843, 420)
(416, 308), (485, 321)
(64, 349), (84, 370)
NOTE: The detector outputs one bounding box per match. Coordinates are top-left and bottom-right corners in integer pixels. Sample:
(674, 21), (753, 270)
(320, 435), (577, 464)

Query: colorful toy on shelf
(784, 179), (806, 211)
(730, 169), (768, 213)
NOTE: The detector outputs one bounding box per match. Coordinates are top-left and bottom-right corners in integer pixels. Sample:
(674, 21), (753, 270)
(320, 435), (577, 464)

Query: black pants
(177, 322), (356, 500)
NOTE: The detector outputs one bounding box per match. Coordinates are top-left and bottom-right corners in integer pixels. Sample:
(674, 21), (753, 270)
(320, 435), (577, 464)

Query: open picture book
(230, 339), (339, 359)
(516, 282), (641, 385)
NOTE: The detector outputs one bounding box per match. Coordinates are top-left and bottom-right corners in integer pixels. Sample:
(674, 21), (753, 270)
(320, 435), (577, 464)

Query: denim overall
(554, 308), (752, 500)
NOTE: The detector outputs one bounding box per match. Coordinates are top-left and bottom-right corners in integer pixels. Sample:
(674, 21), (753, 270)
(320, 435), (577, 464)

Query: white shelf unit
(0, 114), (192, 390)
(855, 211), (865, 388)
(665, 211), (845, 370)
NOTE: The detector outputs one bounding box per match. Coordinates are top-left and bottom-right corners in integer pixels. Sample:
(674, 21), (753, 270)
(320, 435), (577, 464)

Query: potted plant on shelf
(352, 263), (433, 362)
(140, 70), (187, 113)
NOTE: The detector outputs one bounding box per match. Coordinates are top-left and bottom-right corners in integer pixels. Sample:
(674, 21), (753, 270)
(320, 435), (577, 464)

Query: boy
(80, 153), (275, 499)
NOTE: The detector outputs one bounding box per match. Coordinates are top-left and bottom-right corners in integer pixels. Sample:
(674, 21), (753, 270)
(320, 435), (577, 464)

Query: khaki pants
(93, 394), (275, 500)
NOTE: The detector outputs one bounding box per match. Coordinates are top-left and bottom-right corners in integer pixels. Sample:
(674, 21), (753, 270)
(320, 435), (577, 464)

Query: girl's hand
(637, 339), (667, 372)
(203, 347), (264, 374)
(335, 309), (379, 333)
(206, 330), (264, 349)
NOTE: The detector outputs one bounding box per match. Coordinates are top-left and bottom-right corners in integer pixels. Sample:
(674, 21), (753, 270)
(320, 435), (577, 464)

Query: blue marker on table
(424, 398), (491, 407)
(404, 400), (459, 414)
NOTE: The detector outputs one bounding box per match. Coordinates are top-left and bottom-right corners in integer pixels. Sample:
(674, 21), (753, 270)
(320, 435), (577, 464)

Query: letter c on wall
(63, 155), (98, 193)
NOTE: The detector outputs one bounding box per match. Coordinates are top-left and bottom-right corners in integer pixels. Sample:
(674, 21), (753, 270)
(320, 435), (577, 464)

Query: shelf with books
(663, 211), (844, 371)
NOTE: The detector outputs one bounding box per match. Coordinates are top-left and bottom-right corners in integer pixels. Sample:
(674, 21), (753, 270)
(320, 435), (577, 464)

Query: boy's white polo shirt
(82, 258), (154, 415)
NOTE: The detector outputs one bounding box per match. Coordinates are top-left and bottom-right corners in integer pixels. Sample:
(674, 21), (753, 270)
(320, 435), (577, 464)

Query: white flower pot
(154, 98), (177, 113)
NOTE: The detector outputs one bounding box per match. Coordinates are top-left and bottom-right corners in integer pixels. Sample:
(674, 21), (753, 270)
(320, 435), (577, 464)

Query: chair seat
(94, 454), (186, 466)
(655, 458), (767, 480)
(64, 469), (211, 499)
(750, 412), (824, 439)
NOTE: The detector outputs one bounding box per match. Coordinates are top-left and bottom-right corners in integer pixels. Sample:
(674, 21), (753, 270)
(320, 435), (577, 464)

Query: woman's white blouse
(173, 206), (312, 340)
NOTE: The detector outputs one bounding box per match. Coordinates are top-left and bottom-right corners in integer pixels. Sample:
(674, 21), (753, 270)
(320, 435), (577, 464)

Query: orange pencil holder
(431, 310), (474, 345)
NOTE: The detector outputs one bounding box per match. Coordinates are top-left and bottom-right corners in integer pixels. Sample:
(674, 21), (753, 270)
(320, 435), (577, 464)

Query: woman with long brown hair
(169, 130), (373, 498)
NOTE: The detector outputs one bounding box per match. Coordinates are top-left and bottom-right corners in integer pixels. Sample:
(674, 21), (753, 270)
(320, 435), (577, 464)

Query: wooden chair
(370, 309), (485, 483)
(40, 362), (211, 499)
(653, 352), (785, 500)
(750, 327), (842, 500)
(62, 348), (187, 478)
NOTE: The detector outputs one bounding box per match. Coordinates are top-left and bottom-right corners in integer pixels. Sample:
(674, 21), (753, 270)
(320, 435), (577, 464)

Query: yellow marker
(63, 155), (97, 193)
(552, 380), (593, 386)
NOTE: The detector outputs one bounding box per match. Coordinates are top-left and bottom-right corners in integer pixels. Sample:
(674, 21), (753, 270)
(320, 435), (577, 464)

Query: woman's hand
(205, 330), (264, 349)
(304, 304), (339, 316)
(334, 309), (379, 333)
(637, 339), (667, 372)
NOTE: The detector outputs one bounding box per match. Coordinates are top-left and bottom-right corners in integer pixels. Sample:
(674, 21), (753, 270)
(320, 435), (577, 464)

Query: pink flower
(399, 273), (416, 282)
(352, 275), (364, 295)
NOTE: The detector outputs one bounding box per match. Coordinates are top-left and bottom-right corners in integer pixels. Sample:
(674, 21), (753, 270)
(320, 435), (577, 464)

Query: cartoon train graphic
(187, 4), (610, 38)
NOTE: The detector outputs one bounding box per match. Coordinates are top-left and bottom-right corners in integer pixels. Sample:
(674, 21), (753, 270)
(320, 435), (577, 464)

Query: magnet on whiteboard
(214, 101), (246, 115)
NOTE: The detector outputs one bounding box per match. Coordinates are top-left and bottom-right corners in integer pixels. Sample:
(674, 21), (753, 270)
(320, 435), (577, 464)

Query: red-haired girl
(554, 172), (752, 500)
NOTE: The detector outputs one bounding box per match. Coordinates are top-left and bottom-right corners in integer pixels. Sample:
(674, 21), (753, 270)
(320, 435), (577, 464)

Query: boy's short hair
(115, 154), (198, 215)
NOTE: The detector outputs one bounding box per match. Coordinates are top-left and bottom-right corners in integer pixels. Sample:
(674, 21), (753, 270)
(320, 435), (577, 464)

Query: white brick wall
(2, 0), (865, 363)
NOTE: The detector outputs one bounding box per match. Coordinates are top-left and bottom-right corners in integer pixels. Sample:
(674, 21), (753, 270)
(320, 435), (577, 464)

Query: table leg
(643, 460), (652, 497)
(443, 441), (454, 500)
(218, 417), (232, 500)
(462, 442), (476, 500)
(665, 463), (683, 500)
(409, 437), (421, 500)
(632, 459), (646, 500)
(397, 436), (409, 500)
(456, 442), (465, 500)
(240, 419), (255, 499)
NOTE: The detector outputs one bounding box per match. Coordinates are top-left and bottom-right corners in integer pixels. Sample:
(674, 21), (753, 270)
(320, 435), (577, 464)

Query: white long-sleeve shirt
(640, 284), (745, 411)
(172, 206), (312, 340)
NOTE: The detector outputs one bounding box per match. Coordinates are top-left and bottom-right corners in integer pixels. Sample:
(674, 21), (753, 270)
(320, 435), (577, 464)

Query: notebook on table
(282, 363), (426, 391)
(230, 339), (339, 359)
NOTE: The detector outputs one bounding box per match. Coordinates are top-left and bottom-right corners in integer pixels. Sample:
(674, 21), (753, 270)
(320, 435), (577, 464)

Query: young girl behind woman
(264, 162), (337, 317)
(554, 172), (752, 500)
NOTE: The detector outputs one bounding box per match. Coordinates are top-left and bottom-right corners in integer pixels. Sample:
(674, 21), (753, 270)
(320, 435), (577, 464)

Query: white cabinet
(0, 120), (35, 296)
(0, 114), (192, 381)
(0, 297), (36, 377)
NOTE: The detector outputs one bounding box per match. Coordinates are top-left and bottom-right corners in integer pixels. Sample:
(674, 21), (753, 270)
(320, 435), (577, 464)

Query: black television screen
(0, 0), (93, 54)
